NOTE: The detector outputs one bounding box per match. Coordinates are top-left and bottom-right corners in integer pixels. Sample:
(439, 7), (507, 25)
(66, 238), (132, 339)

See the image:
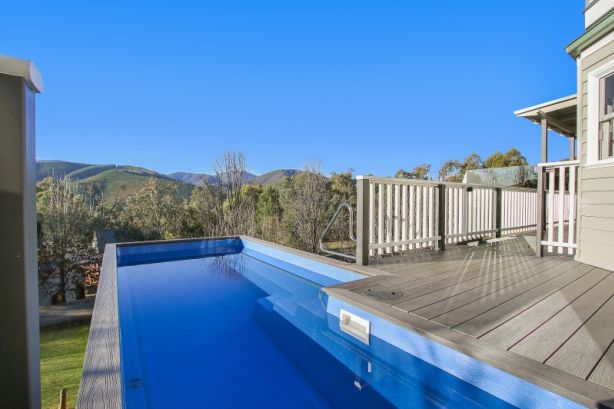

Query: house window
(599, 73), (614, 159)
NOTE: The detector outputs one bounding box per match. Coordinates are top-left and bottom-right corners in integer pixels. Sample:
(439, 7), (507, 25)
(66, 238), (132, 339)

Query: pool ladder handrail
(319, 203), (356, 261)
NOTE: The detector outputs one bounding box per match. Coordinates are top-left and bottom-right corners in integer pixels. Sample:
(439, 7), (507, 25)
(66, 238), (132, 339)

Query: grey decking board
(478, 268), (607, 349)
(374, 240), (533, 277)
(547, 294), (614, 379)
(350, 237), (614, 400)
(371, 242), (522, 275)
(428, 260), (588, 327)
(510, 273), (614, 363)
(378, 247), (533, 288)
(393, 257), (566, 312)
(76, 244), (122, 409)
(589, 341), (614, 389)
(459, 264), (602, 340)
(372, 252), (535, 302)
(384, 253), (560, 306)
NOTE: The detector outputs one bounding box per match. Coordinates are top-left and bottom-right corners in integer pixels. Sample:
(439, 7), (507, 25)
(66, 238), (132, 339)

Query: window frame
(587, 58), (614, 166)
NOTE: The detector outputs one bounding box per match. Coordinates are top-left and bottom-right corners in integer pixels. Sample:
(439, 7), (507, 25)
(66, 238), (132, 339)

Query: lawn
(40, 324), (89, 409)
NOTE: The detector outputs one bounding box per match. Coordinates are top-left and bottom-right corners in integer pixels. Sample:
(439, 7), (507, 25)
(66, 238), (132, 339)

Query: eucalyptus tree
(37, 177), (99, 303)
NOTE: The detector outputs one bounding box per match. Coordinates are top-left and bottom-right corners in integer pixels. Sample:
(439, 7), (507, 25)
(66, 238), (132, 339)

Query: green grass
(40, 324), (89, 409)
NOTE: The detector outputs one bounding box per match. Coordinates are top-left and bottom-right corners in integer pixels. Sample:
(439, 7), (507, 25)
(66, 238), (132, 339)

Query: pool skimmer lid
(358, 286), (404, 301)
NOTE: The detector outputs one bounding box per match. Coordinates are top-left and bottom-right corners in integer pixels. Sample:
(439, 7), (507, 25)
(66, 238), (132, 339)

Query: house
(515, 0), (614, 271)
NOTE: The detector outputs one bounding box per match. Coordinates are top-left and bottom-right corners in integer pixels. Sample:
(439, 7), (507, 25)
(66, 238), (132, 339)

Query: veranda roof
(514, 94), (577, 137)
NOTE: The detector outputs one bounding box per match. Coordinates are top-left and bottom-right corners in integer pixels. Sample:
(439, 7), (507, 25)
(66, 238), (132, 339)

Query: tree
(256, 185), (282, 242)
(281, 163), (332, 252)
(438, 160), (463, 182)
(462, 153), (483, 171)
(483, 148), (527, 168)
(395, 164), (432, 180)
(113, 178), (186, 240)
(438, 153), (483, 182)
(328, 170), (356, 243)
(38, 177), (99, 303)
(195, 151), (258, 237)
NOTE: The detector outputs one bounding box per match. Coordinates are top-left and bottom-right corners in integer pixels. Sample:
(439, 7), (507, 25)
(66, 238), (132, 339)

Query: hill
(83, 168), (193, 201)
(36, 160), (92, 181)
(251, 169), (299, 185)
(167, 172), (214, 186)
(167, 171), (259, 186)
(37, 160), (193, 202)
(37, 160), (300, 200)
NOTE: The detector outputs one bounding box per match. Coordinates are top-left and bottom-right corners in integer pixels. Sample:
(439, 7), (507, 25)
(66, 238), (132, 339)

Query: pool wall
(325, 296), (585, 409)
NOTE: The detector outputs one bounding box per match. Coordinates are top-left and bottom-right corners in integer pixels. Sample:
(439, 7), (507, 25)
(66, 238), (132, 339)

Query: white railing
(367, 178), (440, 256)
(355, 176), (538, 262)
(501, 189), (538, 234)
(537, 161), (579, 255)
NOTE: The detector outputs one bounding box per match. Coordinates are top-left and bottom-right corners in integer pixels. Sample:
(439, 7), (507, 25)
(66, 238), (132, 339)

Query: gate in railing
(536, 161), (579, 256)
(355, 176), (538, 265)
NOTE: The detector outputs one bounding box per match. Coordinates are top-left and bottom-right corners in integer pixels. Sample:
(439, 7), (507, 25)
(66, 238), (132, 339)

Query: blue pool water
(117, 245), (516, 408)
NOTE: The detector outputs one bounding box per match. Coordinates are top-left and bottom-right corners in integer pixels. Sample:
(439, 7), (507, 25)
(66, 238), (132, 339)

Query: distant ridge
(37, 161), (301, 199)
(36, 160), (192, 201)
(251, 169), (299, 185)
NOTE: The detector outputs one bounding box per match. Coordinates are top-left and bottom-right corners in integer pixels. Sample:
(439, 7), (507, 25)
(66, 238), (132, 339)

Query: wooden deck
(327, 237), (614, 407)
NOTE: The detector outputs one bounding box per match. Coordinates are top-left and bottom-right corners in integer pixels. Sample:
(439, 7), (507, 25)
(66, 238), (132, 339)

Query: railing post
(535, 166), (546, 257)
(495, 187), (502, 238)
(356, 177), (370, 265)
(437, 184), (446, 251)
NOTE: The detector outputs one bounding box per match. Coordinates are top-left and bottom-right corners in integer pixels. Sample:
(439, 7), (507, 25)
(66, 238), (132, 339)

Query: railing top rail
(500, 186), (539, 192)
(357, 175), (441, 186)
(537, 160), (580, 168)
(356, 175), (536, 192)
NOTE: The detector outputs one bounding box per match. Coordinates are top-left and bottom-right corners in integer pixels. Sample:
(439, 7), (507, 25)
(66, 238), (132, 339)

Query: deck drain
(358, 286), (404, 301)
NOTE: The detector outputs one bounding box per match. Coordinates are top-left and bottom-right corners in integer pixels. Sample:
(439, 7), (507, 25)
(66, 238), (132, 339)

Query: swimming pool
(78, 237), (586, 408)
(110, 237), (514, 409)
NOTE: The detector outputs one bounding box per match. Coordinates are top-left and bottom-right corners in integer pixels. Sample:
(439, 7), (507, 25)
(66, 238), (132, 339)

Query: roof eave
(566, 8), (614, 59)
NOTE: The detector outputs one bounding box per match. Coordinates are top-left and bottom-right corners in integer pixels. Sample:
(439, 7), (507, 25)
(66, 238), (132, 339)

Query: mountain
(167, 171), (258, 186)
(167, 172), (214, 186)
(251, 169), (299, 185)
(36, 160), (93, 180)
(36, 160), (193, 201)
(166, 170), (300, 186)
(37, 160), (301, 200)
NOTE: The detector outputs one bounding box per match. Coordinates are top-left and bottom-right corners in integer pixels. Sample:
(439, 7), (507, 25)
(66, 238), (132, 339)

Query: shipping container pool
(77, 237), (585, 409)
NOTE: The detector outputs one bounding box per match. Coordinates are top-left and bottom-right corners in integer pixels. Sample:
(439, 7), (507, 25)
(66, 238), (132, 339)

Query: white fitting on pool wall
(339, 309), (370, 345)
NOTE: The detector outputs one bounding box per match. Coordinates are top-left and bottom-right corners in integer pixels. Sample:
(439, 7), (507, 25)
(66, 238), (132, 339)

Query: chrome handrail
(319, 203), (356, 261)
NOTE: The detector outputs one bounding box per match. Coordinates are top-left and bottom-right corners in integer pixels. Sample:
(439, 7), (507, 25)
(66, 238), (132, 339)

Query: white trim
(587, 58), (614, 165)
(537, 160), (580, 167)
(513, 94), (577, 116)
(585, 157), (614, 168)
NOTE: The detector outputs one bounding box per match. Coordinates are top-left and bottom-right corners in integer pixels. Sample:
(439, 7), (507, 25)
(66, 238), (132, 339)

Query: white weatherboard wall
(576, 36), (614, 271)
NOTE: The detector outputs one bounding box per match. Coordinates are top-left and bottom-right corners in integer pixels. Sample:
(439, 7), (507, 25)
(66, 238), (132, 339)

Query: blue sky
(2, 1), (583, 176)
